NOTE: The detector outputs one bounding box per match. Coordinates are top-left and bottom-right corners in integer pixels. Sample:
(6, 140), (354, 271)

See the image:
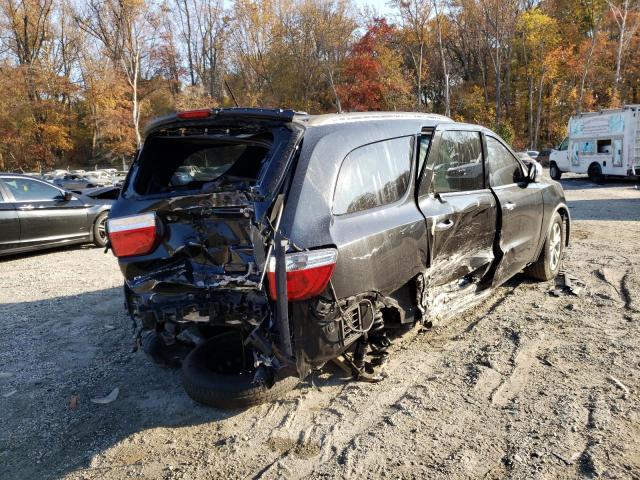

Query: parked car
(517, 150), (539, 160)
(536, 149), (553, 167)
(516, 151), (535, 162)
(552, 105), (640, 183)
(54, 172), (112, 190)
(0, 174), (113, 256)
(75, 185), (121, 200)
(107, 108), (570, 408)
(111, 171), (128, 185)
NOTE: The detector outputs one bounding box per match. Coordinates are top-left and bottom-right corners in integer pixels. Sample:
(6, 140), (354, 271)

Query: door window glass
(417, 133), (432, 180)
(558, 137), (569, 151)
(333, 136), (413, 215)
(3, 178), (62, 201)
(486, 136), (525, 187)
(426, 130), (484, 194)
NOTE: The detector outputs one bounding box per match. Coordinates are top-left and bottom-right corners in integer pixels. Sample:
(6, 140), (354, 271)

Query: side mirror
(527, 160), (542, 183)
(63, 191), (73, 201)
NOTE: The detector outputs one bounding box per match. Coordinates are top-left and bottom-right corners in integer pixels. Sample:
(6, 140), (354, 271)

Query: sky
(356, 0), (395, 17)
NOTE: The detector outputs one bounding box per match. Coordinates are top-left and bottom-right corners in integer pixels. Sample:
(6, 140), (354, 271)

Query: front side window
(485, 136), (525, 187)
(2, 178), (62, 202)
(333, 136), (413, 215)
(425, 130), (484, 194)
(557, 138), (569, 151)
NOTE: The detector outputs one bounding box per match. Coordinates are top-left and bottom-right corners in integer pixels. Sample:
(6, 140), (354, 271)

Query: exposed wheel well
(556, 206), (570, 247)
(588, 161), (601, 170)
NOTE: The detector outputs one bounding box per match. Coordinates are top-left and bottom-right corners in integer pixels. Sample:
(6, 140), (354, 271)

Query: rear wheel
(181, 333), (298, 409)
(549, 162), (562, 180)
(93, 211), (109, 247)
(588, 162), (604, 184)
(526, 212), (564, 281)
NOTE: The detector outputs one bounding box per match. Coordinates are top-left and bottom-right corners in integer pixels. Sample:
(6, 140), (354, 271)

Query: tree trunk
(180, 0), (196, 86)
(417, 41), (423, 111)
(534, 70), (546, 150)
(614, 3), (627, 86)
(433, 0), (450, 117)
(131, 52), (142, 148)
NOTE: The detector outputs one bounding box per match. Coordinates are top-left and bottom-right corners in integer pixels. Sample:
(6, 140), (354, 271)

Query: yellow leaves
(39, 123), (72, 151)
(517, 10), (560, 47)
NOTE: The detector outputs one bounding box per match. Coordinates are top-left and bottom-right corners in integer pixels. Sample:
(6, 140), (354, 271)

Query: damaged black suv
(108, 108), (570, 408)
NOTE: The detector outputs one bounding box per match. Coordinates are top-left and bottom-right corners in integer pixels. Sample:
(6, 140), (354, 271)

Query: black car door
(0, 181), (20, 253)
(1, 177), (90, 248)
(484, 135), (544, 286)
(417, 127), (498, 291)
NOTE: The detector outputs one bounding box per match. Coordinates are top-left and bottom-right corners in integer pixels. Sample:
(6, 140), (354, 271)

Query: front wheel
(549, 162), (562, 180)
(92, 211), (109, 247)
(526, 212), (564, 281)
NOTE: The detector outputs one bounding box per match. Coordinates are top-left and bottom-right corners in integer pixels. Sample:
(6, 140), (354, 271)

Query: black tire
(588, 163), (604, 184)
(181, 334), (299, 409)
(549, 162), (562, 180)
(526, 212), (564, 281)
(93, 211), (109, 247)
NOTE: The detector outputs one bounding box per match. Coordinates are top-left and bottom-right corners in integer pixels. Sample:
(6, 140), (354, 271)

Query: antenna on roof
(224, 80), (239, 108)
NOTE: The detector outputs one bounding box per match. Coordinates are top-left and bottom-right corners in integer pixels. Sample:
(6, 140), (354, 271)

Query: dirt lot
(1, 174), (639, 480)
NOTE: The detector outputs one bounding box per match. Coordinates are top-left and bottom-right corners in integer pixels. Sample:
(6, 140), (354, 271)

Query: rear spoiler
(143, 108), (302, 137)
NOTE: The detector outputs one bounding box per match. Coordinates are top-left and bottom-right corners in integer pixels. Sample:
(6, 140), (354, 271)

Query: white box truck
(548, 104), (640, 182)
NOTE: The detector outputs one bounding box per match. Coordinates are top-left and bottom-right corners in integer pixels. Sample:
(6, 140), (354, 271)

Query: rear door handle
(435, 219), (454, 231)
(18, 205), (34, 210)
(503, 202), (516, 211)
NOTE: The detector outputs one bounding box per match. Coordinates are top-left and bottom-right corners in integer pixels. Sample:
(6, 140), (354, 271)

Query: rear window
(133, 134), (273, 195)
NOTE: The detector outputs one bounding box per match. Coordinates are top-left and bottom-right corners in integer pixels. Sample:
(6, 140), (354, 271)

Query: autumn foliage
(337, 18), (412, 111)
(0, 0), (639, 172)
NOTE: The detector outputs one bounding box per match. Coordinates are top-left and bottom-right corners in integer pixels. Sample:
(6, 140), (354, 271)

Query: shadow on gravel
(567, 198), (640, 221)
(559, 176), (640, 191)
(0, 272), (551, 480)
(0, 286), (305, 480)
(0, 242), (97, 262)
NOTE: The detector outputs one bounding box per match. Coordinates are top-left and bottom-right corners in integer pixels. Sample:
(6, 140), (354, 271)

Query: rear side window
(426, 130), (483, 194)
(333, 136), (413, 215)
(486, 136), (525, 187)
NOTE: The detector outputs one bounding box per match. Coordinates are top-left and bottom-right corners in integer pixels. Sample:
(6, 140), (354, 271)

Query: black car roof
(143, 108), (457, 138)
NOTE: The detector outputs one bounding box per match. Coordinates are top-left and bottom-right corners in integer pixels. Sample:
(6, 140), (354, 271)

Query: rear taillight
(176, 109), (211, 120)
(107, 213), (159, 257)
(267, 248), (337, 301)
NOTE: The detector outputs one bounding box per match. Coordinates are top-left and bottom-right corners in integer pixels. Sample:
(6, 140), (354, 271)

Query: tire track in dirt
(490, 335), (543, 407)
(248, 330), (447, 479)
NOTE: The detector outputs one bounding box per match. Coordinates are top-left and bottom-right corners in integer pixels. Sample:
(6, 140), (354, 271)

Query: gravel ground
(1, 173), (639, 479)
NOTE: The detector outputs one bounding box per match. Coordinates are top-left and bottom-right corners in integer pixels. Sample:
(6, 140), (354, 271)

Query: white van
(550, 105), (640, 182)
